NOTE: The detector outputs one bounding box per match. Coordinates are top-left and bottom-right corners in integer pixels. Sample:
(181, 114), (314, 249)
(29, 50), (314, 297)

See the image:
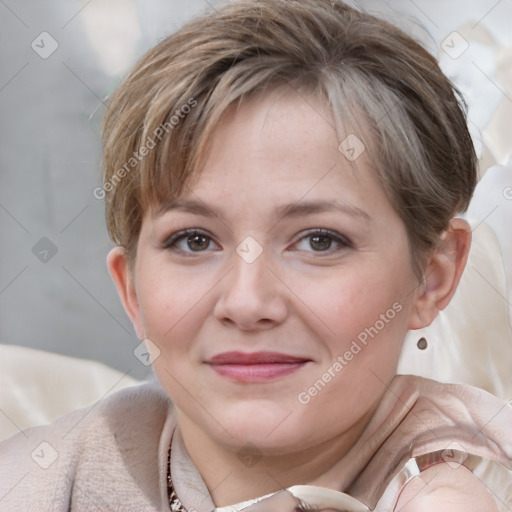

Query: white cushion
(0, 345), (141, 442)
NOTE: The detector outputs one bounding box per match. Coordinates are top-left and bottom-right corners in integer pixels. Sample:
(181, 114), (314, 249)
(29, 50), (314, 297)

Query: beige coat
(1, 375), (511, 511)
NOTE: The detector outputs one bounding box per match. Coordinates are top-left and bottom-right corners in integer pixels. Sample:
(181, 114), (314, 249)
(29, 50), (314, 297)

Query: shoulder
(0, 381), (175, 510)
(0, 380), (173, 453)
(365, 376), (512, 510)
(390, 375), (512, 463)
(395, 462), (500, 511)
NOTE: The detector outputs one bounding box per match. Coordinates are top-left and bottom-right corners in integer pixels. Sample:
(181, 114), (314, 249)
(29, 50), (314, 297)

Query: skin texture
(108, 87), (474, 507)
(395, 463), (500, 511)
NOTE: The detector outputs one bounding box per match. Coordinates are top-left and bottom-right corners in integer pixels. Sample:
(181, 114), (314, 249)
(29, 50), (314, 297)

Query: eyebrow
(157, 198), (370, 222)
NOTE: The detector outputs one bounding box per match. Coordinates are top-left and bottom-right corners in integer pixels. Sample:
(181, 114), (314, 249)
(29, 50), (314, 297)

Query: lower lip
(208, 362), (307, 382)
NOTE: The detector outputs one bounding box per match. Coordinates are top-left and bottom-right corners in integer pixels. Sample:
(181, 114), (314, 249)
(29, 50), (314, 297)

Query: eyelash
(162, 228), (352, 257)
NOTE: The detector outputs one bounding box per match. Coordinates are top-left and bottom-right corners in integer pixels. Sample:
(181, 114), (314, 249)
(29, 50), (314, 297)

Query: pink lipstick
(206, 351), (310, 382)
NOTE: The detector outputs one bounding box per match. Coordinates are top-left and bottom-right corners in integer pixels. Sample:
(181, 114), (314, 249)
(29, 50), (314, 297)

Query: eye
(162, 228), (352, 256)
(163, 229), (218, 255)
(291, 229), (352, 254)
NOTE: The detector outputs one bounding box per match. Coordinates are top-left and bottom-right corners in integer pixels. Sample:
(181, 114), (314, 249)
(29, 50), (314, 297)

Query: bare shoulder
(395, 462), (499, 512)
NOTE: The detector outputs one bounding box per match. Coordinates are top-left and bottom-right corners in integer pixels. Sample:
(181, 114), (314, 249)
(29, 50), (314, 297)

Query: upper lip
(206, 351), (311, 365)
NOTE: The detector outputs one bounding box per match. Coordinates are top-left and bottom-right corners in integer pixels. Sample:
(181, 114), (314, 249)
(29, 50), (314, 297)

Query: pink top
(0, 374), (511, 511)
(170, 374), (512, 511)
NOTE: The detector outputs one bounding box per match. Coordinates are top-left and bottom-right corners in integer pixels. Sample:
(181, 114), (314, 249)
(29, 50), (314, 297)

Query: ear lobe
(107, 246), (145, 340)
(408, 218), (472, 330)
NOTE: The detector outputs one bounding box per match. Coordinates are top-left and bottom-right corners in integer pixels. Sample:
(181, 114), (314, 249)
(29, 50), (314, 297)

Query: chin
(210, 402), (316, 454)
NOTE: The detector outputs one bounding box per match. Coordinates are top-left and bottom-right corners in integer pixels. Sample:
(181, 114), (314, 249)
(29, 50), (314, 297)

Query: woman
(1, 0), (511, 510)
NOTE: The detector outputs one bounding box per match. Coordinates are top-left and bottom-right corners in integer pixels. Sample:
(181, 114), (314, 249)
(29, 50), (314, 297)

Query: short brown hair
(100, 0), (478, 279)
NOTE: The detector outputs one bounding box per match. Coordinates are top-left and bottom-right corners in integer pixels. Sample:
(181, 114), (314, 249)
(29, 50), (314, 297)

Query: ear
(408, 218), (472, 330)
(107, 246), (145, 340)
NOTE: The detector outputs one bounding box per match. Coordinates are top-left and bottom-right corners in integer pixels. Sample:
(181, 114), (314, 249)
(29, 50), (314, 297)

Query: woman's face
(125, 87), (423, 454)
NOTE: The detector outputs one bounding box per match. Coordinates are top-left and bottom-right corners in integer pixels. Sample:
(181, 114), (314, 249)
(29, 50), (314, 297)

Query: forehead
(156, 87), (391, 222)
(200, 87), (352, 182)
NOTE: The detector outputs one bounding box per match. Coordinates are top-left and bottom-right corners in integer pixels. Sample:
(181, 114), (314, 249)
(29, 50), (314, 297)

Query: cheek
(136, 268), (214, 403)
(310, 264), (413, 386)
(136, 266), (211, 347)
(305, 273), (409, 423)
(313, 266), (408, 332)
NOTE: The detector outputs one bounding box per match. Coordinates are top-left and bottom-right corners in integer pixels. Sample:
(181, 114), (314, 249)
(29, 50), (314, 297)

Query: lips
(206, 351), (310, 382)
(208, 351), (309, 364)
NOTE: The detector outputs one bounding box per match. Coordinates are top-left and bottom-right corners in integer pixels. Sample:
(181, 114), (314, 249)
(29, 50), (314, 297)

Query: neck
(177, 408), (376, 508)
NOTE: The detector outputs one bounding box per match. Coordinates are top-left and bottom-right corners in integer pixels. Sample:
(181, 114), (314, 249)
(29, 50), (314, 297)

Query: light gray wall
(1, 0), (510, 380)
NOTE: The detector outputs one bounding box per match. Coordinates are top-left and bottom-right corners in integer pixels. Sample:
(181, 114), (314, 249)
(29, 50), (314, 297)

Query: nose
(213, 245), (288, 331)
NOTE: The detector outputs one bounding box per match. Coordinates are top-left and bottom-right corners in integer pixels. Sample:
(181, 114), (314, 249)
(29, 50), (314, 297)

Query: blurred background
(1, 0), (511, 381)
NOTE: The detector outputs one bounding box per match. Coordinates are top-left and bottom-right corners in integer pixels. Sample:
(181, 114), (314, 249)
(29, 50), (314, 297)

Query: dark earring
(417, 337), (428, 350)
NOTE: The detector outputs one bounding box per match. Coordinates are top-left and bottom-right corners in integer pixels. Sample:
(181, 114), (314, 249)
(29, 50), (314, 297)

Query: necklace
(167, 443), (188, 512)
